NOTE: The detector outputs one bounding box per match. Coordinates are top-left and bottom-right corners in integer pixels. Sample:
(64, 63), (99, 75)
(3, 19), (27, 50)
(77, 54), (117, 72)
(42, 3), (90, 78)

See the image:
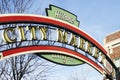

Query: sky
(33, 0), (120, 43)
(29, 0), (120, 80)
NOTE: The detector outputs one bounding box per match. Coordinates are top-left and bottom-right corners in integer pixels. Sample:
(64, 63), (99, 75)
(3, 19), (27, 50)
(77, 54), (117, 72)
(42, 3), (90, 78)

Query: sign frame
(0, 14), (117, 79)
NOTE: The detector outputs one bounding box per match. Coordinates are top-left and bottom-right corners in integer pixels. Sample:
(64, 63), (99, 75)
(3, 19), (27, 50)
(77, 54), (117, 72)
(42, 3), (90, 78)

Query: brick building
(104, 30), (120, 80)
(104, 30), (120, 68)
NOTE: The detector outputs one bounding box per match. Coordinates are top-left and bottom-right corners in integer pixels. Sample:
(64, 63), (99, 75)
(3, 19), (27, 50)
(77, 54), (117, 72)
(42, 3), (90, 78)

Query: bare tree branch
(0, 0), (34, 13)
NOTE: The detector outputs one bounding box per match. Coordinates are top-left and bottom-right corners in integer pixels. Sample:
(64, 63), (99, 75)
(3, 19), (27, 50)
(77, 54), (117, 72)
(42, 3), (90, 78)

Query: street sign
(39, 53), (84, 66)
(46, 5), (80, 27)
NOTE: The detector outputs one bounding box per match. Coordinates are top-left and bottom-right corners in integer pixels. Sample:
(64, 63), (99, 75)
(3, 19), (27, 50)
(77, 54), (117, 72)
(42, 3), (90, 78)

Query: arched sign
(0, 14), (117, 79)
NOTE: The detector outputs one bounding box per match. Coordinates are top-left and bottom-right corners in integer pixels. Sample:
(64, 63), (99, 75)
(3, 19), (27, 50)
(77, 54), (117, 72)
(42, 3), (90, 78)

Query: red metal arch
(0, 14), (107, 55)
(0, 14), (109, 75)
(2, 46), (104, 74)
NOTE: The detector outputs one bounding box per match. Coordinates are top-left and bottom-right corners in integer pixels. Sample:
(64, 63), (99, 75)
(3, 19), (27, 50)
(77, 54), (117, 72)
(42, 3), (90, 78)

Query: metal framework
(0, 14), (118, 80)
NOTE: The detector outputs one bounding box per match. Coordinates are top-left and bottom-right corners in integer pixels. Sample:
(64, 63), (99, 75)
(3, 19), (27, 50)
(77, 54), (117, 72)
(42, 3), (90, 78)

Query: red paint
(0, 15), (108, 74)
(2, 46), (104, 74)
(0, 15), (107, 55)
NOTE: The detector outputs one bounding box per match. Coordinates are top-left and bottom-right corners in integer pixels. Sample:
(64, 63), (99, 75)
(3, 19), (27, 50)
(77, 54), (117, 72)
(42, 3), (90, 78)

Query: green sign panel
(38, 53), (84, 66)
(46, 5), (80, 27)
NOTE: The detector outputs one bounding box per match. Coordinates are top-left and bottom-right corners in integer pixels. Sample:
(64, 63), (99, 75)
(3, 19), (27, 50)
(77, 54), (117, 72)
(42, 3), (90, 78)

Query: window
(109, 48), (113, 54)
(114, 57), (120, 67)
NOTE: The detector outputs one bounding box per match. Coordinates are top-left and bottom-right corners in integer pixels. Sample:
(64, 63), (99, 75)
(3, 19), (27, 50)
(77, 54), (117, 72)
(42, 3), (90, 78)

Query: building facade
(104, 30), (120, 68)
(104, 30), (120, 80)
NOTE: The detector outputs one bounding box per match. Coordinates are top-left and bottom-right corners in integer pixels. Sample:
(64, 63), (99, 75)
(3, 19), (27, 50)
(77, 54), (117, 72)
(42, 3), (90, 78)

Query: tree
(0, 0), (55, 80)
(0, 54), (55, 80)
(0, 0), (34, 13)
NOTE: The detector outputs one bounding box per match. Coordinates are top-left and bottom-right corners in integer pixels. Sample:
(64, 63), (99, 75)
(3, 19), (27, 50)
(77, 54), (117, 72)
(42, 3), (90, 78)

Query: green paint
(39, 53), (84, 66)
(46, 5), (80, 27)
